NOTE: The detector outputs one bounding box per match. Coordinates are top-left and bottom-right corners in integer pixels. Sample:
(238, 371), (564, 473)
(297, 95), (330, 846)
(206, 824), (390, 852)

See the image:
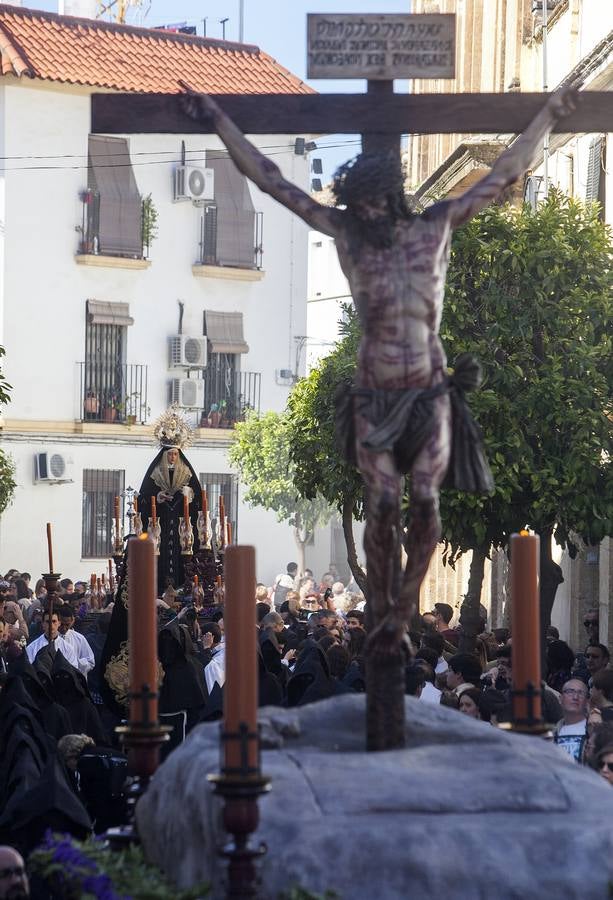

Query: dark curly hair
(332, 151), (414, 256)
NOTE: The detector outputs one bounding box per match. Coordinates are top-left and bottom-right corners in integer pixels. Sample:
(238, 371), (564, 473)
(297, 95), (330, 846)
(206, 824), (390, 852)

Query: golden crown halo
(153, 404), (194, 450)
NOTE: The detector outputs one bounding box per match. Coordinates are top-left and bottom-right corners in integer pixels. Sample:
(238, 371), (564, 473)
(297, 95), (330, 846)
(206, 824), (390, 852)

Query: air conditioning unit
(173, 166), (215, 202)
(169, 335), (208, 369)
(276, 368), (296, 386)
(34, 451), (74, 484)
(170, 378), (205, 409)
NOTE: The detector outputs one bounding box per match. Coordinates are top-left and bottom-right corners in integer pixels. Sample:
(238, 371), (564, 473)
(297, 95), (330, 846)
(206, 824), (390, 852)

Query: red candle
(224, 545), (258, 774)
(151, 496), (157, 526)
(46, 523), (54, 573)
(134, 495), (138, 515)
(108, 559), (113, 580)
(183, 492), (189, 523)
(219, 497), (226, 547)
(90, 573), (96, 588)
(202, 488), (208, 518)
(128, 534), (158, 728)
(227, 521), (233, 545)
(510, 531), (542, 724)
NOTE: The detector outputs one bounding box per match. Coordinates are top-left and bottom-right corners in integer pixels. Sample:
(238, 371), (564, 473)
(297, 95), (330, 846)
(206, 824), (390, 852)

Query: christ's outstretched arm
(444, 85), (576, 228)
(180, 85), (342, 237)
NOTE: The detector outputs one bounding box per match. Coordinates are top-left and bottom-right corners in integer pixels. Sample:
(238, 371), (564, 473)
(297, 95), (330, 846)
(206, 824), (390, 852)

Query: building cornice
(0, 419), (234, 449)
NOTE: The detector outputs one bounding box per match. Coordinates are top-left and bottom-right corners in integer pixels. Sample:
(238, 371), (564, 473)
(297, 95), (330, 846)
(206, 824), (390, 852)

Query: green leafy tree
(229, 410), (333, 575)
(287, 308), (368, 594)
(287, 194), (612, 647)
(440, 190), (612, 647)
(0, 345), (15, 514)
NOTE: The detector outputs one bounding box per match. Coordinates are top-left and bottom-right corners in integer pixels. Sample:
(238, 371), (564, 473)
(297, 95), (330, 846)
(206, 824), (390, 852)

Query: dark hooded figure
(158, 622), (207, 732)
(0, 677), (91, 854)
(139, 445), (202, 595)
(286, 640), (336, 707)
(46, 649), (108, 745)
(8, 652), (72, 740)
(258, 647), (283, 708)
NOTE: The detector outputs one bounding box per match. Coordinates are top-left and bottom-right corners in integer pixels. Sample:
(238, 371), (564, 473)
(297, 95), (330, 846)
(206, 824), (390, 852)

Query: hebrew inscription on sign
(307, 13), (456, 80)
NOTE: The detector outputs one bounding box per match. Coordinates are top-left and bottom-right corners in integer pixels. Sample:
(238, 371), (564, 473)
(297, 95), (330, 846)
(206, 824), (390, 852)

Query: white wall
(0, 79), (312, 586)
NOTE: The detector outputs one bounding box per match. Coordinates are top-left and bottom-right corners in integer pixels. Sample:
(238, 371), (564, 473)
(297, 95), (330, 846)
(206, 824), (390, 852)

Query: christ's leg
(397, 394), (452, 625)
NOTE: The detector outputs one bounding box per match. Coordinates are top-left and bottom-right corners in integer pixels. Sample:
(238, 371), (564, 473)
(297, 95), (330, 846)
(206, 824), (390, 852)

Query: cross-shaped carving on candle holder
(122, 485), (141, 537)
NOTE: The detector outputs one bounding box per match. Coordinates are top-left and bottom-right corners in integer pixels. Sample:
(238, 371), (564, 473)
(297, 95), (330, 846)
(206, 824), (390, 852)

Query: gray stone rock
(136, 696), (613, 899)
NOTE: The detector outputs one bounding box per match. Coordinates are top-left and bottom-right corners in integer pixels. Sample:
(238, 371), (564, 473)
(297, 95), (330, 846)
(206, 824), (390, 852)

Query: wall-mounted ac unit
(170, 378), (205, 409)
(169, 335), (208, 369)
(275, 368), (296, 386)
(34, 451), (74, 484)
(173, 166), (215, 202)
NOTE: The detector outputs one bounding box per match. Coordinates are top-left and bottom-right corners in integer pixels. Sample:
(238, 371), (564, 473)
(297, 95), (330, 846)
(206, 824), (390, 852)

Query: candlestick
(128, 534), (158, 733)
(183, 492), (189, 523)
(151, 496), (157, 525)
(510, 531), (542, 726)
(226, 521), (233, 546)
(46, 523), (54, 574)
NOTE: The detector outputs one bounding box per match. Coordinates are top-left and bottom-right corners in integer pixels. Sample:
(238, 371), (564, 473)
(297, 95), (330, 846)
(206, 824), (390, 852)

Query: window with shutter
(88, 135), (142, 257)
(205, 151), (258, 268)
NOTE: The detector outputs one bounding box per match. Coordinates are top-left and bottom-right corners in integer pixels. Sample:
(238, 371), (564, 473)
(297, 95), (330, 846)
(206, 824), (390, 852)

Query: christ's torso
(335, 206), (452, 390)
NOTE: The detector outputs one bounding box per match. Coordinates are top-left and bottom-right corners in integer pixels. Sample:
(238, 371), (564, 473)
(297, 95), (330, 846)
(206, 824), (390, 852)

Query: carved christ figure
(182, 85), (574, 679)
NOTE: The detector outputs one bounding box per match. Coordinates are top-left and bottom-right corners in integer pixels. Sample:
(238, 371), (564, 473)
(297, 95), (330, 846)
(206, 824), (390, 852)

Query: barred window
(200, 472), (238, 537)
(82, 469), (125, 558)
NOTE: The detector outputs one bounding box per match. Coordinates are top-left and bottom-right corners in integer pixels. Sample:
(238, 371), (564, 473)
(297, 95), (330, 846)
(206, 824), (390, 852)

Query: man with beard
(182, 86), (575, 699)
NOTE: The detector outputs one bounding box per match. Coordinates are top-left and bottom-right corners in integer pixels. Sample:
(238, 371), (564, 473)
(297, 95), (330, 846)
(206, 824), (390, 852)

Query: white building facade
(0, 5), (329, 585)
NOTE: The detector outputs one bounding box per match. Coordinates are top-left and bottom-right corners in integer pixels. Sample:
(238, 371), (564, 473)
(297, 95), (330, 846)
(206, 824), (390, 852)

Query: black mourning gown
(138, 449), (202, 596)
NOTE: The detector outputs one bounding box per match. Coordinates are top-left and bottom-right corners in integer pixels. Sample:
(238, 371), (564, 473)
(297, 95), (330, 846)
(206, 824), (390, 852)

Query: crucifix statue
(178, 82), (574, 749)
(92, 10), (602, 751)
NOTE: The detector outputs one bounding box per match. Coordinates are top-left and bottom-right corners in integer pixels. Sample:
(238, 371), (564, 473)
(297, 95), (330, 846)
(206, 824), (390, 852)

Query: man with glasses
(553, 679), (589, 762)
(0, 845), (29, 898)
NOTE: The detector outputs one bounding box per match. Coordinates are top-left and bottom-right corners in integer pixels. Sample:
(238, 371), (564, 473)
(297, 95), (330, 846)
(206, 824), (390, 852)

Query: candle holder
(133, 512), (143, 537)
(42, 572), (62, 616)
(148, 518), (161, 555)
(208, 723), (271, 899)
(497, 682), (553, 737)
(106, 683), (171, 849)
(179, 518), (194, 556)
(197, 510), (212, 550)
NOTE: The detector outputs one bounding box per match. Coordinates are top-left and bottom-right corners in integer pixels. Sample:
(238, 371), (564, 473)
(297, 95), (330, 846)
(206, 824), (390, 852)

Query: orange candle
(201, 488), (207, 518)
(134, 495), (138, 515)
(101, 573), (106, 586)
(510, 531), (542, 724)
(216, 575), (222, 587)
(90, 573), (96, 588)
(46, 523), (54, 573)
(194, 574), (199, 587)
(150, 496), (157, 526)
(227, 521), (233, 545)
(128, 534), (158, 728)
(224, 545), (258, 774)
(183, 492), (189, 523)
(108, 559), (113, 580)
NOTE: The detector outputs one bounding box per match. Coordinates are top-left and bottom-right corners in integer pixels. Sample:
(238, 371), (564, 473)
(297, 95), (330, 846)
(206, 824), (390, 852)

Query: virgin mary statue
(138, 406), (202, 596)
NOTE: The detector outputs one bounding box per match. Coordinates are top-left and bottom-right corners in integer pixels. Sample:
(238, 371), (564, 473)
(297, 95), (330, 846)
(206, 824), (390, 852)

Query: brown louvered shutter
(88, 135), (142, 257)
(206, 151), (256, 268)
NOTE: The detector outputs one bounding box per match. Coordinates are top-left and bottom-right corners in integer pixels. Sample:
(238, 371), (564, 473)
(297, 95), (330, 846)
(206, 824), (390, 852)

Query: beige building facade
(412, 1), (613, 646)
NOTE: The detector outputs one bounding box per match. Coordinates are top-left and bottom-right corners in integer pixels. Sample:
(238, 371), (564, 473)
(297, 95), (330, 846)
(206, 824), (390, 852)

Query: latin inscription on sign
(307, 13), (456, 80)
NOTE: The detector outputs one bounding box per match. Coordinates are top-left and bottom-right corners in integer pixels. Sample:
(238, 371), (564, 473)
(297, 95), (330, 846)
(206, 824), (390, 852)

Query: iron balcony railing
(198, 206), (264, 269)
(200, 368), (261, 428)
(79, 362), (149, 424)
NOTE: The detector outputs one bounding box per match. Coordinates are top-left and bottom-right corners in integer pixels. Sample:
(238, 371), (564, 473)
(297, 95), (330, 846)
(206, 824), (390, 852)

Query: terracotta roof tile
(0, 4), (314, 95)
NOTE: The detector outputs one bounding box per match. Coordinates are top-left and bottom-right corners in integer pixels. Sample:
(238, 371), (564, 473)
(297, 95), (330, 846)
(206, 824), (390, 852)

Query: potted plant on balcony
(142, 193), (159, 259)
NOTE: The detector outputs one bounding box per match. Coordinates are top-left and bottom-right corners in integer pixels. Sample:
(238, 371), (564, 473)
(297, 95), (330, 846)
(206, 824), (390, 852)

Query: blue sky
(30, 0), (412, 180)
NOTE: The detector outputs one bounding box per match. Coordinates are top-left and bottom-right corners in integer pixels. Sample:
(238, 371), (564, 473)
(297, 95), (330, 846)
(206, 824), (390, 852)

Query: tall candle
(133, 495), (138, 515)
(183, 492), (189, 523)
(219, 497), (226, 547)
(101, 573), (106, 586)
(108, 559), (113, 581)
(114, 496), (120, 520)
(90, 573), (96, 588)
(46, 523), (54, 573)
(227, 521), (233, 545)
(128, 534), (158, 727)
(202, 488), (208, 519)
(510, 531), (542, 724)
(224, 545), (258, 774)
(150, 496), (157, 526)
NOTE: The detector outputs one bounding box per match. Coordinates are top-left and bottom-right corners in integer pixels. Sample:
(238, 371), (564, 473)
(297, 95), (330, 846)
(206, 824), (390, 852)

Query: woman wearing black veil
(138, 407), (202, 596)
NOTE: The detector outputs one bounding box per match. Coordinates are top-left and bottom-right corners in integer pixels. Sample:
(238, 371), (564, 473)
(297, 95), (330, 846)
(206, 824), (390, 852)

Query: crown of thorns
(331, 152), (406, 207)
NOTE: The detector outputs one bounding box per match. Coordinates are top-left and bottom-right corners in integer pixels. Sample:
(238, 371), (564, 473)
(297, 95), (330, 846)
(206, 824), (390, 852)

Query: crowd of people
(0, 559), (612, 892)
